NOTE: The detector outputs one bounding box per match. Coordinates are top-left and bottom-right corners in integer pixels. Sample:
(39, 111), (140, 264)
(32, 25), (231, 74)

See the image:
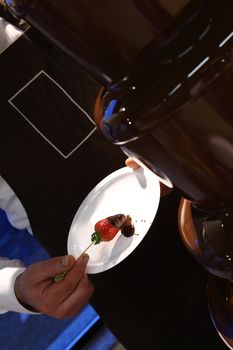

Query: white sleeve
(0, 176), (36, 313)
(0, 258), (38, 314)
(0, 175), (32, 234)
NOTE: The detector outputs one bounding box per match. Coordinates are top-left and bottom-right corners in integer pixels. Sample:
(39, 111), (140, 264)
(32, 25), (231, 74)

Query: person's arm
(0, 176), (94, 318)
(0, 175), (32, 233)
(14, 254), (93, 318)
(0, 254), (94, 318)
(0, 258), (38, 314)
(0, 176), (38, 314)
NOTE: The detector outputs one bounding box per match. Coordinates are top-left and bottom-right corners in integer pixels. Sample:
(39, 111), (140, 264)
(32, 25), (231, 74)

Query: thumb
(76, 253), (89, 269)
(29, 255), (76, 283)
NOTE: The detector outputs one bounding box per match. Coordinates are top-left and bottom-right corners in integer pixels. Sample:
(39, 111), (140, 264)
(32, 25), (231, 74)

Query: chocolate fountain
(4, 0), (233, 346)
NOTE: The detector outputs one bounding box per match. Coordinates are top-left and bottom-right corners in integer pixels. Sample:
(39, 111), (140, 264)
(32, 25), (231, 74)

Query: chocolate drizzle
(107, 214), (135, 237)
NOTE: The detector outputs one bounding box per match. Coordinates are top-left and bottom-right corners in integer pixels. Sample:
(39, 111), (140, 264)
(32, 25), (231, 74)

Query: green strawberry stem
(91, 231), (102, 245)
(54, 271), (67, 282)
(78, 232), (101, 260)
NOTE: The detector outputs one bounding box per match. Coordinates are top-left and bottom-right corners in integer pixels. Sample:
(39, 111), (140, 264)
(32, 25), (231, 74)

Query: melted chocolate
(121, 224), (135, 237)
(107, 214), (126, 228)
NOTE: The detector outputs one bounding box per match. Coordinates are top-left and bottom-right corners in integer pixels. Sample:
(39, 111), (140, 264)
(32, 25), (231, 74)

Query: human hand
(125, 157), (173, 197)
(14, 254), (94, 319)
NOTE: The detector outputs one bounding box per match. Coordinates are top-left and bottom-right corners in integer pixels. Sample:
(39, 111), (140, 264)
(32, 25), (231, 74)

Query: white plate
(67, 166), (160, 273)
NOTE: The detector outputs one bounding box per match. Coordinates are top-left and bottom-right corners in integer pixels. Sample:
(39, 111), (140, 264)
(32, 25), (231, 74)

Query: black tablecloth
(0, 28), (125, 255)
(0, 28), (228, 349)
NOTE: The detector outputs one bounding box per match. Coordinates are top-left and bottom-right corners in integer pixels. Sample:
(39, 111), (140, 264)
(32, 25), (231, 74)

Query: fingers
(14, 254), (94, 318)
(26, 255), (76, 284)
(46, 254), (90, 302)
(50, 275), (94, 319)
(35, 255), (93, 318)
(125, 157), (140, 169)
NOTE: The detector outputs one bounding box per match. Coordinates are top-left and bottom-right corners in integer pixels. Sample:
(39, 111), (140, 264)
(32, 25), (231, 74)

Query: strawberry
(91, 214), (126, 245)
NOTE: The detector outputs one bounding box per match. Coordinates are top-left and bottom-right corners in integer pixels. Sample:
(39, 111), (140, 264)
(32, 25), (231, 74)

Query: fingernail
(82, 254), (89, 264)
(62, 255), (70, 267)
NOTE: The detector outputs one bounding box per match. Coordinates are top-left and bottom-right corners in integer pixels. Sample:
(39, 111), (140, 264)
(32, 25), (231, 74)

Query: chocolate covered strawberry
(91, 214), (127, 245)
(121, 215), (135, 237)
